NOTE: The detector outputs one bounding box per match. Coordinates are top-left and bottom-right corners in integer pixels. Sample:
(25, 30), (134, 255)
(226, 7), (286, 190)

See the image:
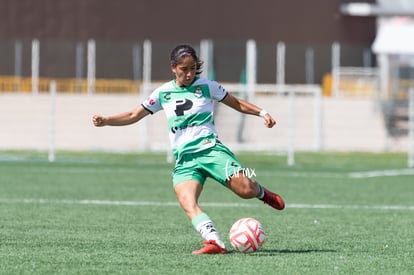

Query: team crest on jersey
(194, 87), (203, 98)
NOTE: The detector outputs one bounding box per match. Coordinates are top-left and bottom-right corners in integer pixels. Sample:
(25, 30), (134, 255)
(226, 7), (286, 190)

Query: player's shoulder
(194, 77), (227, 100)
(194, 77), (216, 85)
(194, 77), (224, 91)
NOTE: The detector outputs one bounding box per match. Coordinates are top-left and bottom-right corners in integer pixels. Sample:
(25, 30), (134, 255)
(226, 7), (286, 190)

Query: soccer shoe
(262, 188), (285, 210)
(192, 240), (228, 255)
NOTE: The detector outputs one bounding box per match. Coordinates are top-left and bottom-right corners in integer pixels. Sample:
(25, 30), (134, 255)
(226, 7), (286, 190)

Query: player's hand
(92, 115), (106, 127)
(263, 114), (276, 128)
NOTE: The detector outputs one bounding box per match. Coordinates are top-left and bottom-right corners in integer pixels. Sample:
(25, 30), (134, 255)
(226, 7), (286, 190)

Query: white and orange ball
(229, 218), (266, 253)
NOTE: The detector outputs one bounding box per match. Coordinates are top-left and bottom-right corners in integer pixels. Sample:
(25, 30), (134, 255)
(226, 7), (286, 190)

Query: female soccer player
(92, 44), (285, 254)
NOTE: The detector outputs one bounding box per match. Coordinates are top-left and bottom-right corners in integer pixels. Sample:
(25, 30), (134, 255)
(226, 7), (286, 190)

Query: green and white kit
(141, 77), (244, 185)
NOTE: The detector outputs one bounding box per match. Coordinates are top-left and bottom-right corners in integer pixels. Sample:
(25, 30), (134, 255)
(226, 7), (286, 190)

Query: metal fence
(0, 38), (374, 88)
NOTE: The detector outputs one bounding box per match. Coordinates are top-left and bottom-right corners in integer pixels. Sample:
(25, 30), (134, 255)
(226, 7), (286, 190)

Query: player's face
(171, 56), (197, 87)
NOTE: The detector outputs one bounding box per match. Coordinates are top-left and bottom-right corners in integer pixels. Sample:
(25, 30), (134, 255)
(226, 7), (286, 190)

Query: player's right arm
(92, 105), (150, 127)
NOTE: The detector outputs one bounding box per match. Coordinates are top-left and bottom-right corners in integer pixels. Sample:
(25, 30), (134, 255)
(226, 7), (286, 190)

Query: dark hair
(170, 44), (203, 75)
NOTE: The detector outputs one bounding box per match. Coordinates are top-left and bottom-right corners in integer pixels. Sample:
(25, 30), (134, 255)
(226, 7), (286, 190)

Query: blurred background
(0, 0), (377, 85)
(0, 0), (413, 166)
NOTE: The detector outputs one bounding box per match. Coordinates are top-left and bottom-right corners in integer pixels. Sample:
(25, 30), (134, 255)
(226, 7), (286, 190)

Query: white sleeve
(141, 89), (163, 114)
(209, 80), (228, 101)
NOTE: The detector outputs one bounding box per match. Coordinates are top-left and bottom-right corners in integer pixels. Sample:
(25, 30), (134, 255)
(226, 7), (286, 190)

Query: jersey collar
(173, 76), (199, 90)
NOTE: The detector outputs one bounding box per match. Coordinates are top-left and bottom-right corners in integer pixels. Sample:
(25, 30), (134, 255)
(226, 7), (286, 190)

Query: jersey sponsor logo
(171, 123), (196, 134)
(174, 99), (193, 116)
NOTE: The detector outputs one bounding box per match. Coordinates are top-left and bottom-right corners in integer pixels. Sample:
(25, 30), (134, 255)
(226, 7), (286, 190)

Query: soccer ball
(229, 218), (266, 253)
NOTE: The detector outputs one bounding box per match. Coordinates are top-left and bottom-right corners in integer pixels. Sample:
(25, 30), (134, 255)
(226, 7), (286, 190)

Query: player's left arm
(220, 92), (276, 128)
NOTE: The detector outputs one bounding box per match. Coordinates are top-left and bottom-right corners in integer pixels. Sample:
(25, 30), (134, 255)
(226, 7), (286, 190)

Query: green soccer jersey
(141, 77), (228, 161)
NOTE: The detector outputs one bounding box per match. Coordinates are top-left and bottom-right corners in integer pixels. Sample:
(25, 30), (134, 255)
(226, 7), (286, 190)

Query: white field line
(348, 168), (414, 178)
(254, 169), (414, 179)
(0, 198), (413, 211)
(287, 203), (414, 211)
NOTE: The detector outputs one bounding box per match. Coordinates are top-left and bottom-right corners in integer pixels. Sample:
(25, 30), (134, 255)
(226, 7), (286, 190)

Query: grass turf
(0, 150), (413, 274)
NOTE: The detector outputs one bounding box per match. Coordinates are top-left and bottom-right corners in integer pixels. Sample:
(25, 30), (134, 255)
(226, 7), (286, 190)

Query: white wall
(0, 93), (405, 153)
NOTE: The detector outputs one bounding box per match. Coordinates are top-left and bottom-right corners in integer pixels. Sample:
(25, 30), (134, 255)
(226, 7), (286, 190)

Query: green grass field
(0, 150), (413, 274)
